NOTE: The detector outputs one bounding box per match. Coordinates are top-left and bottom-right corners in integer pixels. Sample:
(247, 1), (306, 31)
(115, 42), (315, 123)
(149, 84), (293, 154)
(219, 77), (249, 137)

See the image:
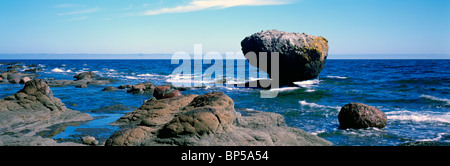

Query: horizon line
(0, 53), (448, 60)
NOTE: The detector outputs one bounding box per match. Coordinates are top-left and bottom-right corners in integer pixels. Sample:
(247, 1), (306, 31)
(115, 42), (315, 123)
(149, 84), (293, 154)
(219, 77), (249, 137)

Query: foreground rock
(106, 92), (331, 146)
(45, 71), (113, 87)
(0, 79), (93, 145)
(338, 103), (387, 129)
(241, 30), (328, 85)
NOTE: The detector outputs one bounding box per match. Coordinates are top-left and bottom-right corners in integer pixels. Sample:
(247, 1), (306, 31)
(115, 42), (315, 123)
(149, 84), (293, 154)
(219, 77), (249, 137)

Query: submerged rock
(241, 30), (328, 85)
(102, 86), (117, 91)
(75, 84), (88, 88)
(0, 79), (93, 145)
(398, 141), (450, 146)
(338, 103), (387, 129)
(106, 92), (331, 146)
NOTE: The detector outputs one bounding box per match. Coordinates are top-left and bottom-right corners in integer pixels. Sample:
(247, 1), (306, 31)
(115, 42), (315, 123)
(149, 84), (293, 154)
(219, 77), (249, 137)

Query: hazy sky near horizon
(0, 0), (449, 59)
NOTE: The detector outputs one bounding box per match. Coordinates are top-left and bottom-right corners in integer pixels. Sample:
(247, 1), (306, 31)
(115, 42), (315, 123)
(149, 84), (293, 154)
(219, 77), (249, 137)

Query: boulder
(106, 92), (331, 146)
(153, 86), (182, 99)
(102, 86), (116, 91)
(118, 84), (132, 89)
(338, 103), (387, 129)
(7, 73), (21, 84)
(24, 68), (42, 73)
(126, 82), (156, 94)
(20, 77), (31, 84)
(81, 136), (99, 145)
(0, 79), (93, 144)
(241, 29), (328, 85)
(74, 71), (97, 80)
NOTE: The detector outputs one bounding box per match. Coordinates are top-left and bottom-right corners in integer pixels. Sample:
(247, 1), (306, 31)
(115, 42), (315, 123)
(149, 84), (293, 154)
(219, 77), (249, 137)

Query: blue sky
(0, 0), (449, 59)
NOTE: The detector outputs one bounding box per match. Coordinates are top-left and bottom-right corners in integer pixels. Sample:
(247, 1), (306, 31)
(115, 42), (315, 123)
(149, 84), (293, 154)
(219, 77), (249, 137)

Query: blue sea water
(0, 59), (449, 146)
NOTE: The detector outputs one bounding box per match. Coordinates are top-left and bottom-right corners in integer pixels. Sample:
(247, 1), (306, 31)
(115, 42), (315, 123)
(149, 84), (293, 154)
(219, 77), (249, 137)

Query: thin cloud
(120, 4), (133, 11)
(67, 16), (88, 22)
(58, 7), (100, 16)
(54, 4), (82, 8)
(144, 0), (291, 15)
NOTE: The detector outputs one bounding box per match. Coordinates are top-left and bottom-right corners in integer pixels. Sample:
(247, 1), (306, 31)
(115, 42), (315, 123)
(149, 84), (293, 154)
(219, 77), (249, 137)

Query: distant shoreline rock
(117, 82), (190, 95)
(241, 30), (328, 86)
(45, 71), (114, 87)
(106, 92), (331, 146)
(0, 69), (37, 84)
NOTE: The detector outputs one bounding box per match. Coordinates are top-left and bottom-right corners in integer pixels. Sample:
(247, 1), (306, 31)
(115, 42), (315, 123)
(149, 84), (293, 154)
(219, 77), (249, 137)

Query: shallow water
(0, 59), (448, 145)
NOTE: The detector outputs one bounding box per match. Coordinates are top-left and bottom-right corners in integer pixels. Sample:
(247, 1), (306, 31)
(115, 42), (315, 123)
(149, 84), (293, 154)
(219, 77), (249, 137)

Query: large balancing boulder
(241, 29), (328, 85)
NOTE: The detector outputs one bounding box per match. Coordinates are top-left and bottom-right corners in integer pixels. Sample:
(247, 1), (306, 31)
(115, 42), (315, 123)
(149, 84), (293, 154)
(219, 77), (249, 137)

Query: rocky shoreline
(0, 66), (448, 146)
(0, 78), (332, 146)
(0, 70), (332, 146)
(106, 92), (331, 146)
(0, 79), (92, 146)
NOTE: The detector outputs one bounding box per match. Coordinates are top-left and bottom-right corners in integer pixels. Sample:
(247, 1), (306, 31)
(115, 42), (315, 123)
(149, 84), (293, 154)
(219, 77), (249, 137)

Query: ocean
(0, 59), (449, 146)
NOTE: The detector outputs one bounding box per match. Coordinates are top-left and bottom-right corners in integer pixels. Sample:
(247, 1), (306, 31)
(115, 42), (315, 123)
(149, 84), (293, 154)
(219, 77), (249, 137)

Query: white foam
(299, 100), (341, 111)
(386, 110), (450, 123)
(305, 89), (316, 92)
(166, 73), (219, 85)
(51, 68), (70, 73)
(420, 94), (450, 105)
(416, 133), (447, 142)
(293, 79), (320, 88)
(137, 73), (161, 77)
(310, 129), (326, 136)
(326, 75), (348, 79)
(269, 87), (300, 92)
(299, 100), (325, 108)
(124, 76), (139, 80)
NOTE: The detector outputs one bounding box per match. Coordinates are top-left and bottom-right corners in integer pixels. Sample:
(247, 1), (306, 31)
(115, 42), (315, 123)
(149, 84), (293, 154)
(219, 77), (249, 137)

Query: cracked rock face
(241, 29), (329, 85)
(106, 92), (332, 146)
